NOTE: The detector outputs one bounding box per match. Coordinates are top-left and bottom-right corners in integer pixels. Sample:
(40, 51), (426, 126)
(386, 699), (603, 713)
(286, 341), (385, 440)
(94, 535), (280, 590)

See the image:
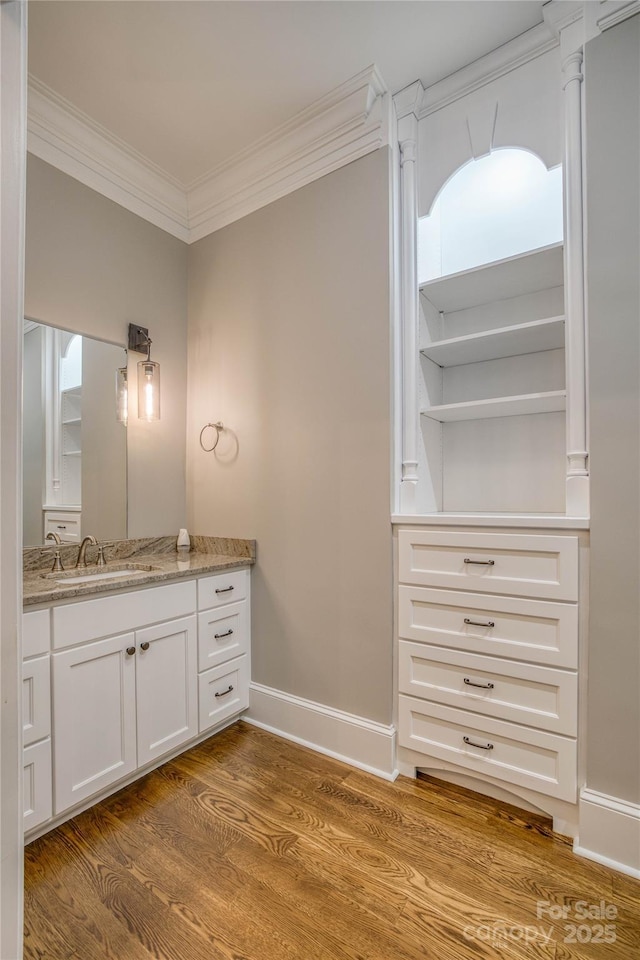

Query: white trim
(27, 76), (190, 242)
(391, 513), (590, 529)
(27, 65), (389, 244)
(246, 682), (397, 781)
(0, 3), (27, 955)
(415, 22), (558, 119)
(596, 0), (640, 31)
(187, 65), (389, 242)
(574, 788), (640, 878)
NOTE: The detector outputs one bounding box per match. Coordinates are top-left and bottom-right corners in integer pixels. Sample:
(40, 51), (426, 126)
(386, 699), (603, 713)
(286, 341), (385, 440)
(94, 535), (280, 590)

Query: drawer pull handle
(214, 629), (234, 639)
(215, 685), (234, 698)
(464, 558), (495, 566)
(140, 641), (150, 651)
(463, 735), (494, 751)
(126, 646), (136, 656)
(56, 525), (67, 530)
(464, 618), (495, 628)
(215, 586), (234, 594)
(463, 677), (494, 690)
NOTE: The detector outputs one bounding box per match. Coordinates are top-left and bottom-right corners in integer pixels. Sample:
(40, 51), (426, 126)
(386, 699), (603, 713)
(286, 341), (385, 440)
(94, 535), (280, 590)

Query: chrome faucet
(75, 535), (98, 568)
(45, 531), (62, 545)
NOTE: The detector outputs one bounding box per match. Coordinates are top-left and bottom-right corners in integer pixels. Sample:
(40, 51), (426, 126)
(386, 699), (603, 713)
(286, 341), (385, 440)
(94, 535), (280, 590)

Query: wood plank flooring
(24, 722), (640, 959)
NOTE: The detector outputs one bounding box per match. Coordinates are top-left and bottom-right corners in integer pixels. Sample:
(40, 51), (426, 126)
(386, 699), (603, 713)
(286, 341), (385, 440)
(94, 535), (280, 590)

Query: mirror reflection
(23, 321), (128, 546)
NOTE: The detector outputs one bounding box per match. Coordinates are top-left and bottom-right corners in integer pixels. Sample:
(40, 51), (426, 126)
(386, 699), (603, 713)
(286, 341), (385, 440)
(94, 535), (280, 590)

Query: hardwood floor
(24, 722), (640, 959)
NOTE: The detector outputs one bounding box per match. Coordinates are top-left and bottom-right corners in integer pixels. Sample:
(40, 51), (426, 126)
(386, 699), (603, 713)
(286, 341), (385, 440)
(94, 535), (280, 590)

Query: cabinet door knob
(140, 641), (150, 651)
(126, 646), (136, 656)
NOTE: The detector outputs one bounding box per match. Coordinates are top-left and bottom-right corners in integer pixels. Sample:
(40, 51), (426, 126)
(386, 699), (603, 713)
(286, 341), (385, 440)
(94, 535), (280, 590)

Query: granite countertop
(23, 535), (255, 607)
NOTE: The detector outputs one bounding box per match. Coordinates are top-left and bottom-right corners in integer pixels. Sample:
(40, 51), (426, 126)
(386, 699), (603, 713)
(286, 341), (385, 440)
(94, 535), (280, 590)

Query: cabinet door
(23, 655), (51, 747)
(53, 632), (137, 814)
(23, 739), (52, 833)
(136, 615), (198, 767)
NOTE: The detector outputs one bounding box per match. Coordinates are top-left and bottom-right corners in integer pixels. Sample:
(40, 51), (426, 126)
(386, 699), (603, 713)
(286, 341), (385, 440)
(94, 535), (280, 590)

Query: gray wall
(586, 17), (640, 804)
(81, 337), (127, 541)
(25, 155), (188, 539)
(22, 325), (45, 545)
(187, 149), (393, 724)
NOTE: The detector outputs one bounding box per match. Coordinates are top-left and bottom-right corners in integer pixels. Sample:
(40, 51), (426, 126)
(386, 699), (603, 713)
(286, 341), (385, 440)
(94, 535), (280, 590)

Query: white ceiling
(28, 0), (546, 186)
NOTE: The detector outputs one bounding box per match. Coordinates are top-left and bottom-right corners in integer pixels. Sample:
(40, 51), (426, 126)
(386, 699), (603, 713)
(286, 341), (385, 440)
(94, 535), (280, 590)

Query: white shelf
(421, 316), (565, 367)
(420, 243), (564, 313)
(63, 450), (81, 457)
(63, 417), (81, 426)
(391, 513), (589, 530)
(421, 390), (566, 423)
(61, 386), (82, 398)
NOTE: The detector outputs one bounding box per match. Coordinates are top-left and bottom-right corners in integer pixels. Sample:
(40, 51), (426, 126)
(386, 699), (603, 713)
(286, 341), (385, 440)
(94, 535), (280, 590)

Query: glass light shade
(116, 366), (128, 425)
(137, 359), (160, 421)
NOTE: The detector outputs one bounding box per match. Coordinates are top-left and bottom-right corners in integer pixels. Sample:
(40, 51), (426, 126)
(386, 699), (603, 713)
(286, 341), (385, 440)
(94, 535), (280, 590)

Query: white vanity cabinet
(197, 569), (250, 731)
(23, 564), (251, 837)
(22, 610), (53, 832)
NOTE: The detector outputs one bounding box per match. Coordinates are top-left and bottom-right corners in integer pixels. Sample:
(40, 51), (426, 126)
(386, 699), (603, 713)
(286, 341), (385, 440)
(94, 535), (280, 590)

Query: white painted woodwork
(398, 585), (578, 668)
(52, 579), (197, 649)
(562, 49), (589, 516)
(52, 632), (137, 812)
(419, 244), (564, 313)
(422, 390), (566, 423)
(199, 655), (250, 733)
(22, 609), (50, 658)
(398, 695), (577, 802)
(398, 529), (579, 600)
(23, 739), (52, 832)
(197, 601), (249, 672)
(398, 109), (421, 512)
(22, 655), (51, 747)
(197, 569), (248, 611)
(43, 509), (81, 544)
(421, 316), (565, 367)
(399, 642), (577, 735)
(136, 616), (198, 767)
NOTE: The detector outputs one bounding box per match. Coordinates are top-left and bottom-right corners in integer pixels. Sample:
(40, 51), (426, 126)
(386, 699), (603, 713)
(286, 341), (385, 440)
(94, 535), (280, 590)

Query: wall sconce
(115, 362), (128, 425)
(128, 323), (160, 421)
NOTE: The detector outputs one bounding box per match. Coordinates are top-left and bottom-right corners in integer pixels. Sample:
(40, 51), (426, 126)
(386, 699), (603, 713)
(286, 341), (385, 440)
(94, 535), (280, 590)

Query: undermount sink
(44, 563), (158, 585)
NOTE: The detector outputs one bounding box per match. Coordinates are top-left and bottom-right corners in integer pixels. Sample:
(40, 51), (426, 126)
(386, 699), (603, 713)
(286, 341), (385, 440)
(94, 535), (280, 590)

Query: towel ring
(199, 421), (224, 452)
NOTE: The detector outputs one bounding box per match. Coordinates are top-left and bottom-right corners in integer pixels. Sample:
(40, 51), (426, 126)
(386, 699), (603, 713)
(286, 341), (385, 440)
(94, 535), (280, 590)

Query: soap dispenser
(177, 528), (190, 558)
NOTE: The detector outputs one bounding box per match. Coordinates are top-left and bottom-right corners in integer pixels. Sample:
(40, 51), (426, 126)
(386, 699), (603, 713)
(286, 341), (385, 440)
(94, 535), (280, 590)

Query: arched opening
(418, 148), (563, 283)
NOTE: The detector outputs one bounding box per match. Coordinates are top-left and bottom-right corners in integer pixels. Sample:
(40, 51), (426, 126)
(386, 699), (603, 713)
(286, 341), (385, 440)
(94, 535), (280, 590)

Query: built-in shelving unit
(418, 243), (566, 513)
(60, 386), (81, 503)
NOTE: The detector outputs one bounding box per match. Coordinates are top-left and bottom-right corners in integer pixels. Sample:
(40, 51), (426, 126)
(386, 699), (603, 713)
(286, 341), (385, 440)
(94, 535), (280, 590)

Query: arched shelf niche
(418, 148), (563, 285)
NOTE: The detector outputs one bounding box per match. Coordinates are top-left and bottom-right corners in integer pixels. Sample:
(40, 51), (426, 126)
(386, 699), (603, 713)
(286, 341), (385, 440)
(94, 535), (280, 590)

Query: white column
(398, 116), (419, 513)
(563, 49), (589, 517)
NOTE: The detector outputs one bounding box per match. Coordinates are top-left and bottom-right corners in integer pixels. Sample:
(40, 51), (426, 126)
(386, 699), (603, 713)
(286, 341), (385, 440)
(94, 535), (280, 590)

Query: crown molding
(27, 65), (389, 245)
(27, 76), (190, 241)
(596, 0), (640, 29)
(187, 64), (389, 242)
(417, 22), (558, 119)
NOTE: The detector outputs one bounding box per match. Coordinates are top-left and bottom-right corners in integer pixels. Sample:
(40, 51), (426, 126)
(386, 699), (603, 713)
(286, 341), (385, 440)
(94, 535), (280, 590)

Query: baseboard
(246, 683), (397, 781)
(574, 788), (640, 879)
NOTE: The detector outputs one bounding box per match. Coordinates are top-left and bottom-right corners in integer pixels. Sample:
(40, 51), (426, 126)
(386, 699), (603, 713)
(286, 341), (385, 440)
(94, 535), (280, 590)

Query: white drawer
(399, 642), (577, 735)
(398, 586), (578, 669)
(44, 510), (81, 544)
(198, 601), (249, 672)
(198, 569), (249, 611)
(23, 738), (52, 833)
(398, 695), (577, 802)
(22, 655), (51, 746)
(198, 655), (249, 732)
(23, 609), (50, 658)
(398, 530), (578, 600)
(52, 580), (197, 649)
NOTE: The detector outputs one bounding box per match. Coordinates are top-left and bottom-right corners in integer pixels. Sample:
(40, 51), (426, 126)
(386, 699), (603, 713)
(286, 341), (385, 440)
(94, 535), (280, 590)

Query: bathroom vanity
(22, 536), (254, 840)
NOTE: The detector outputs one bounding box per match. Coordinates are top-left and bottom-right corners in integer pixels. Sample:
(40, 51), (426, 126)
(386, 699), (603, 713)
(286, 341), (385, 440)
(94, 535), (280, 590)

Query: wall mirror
(23, 320), (128, 546)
